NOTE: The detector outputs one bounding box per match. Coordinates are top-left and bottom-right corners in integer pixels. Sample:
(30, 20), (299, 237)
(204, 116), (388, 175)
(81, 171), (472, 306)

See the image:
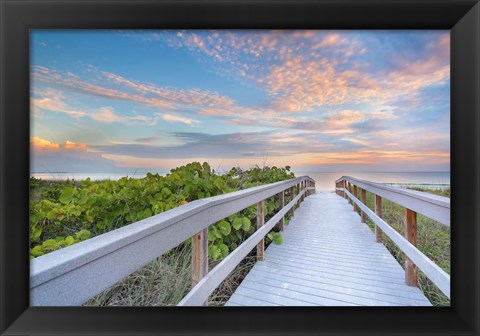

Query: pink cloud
(33, 66), (240, 117)
(31, 136), (60, 150)
(31, 137), (87, 152)
(31, 87), (158, 125)
(164, 31), (448, 115)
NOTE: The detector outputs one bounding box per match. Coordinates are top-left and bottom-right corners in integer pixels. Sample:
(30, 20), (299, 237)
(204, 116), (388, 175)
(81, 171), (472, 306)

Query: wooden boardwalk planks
(225, 191), (432, 306)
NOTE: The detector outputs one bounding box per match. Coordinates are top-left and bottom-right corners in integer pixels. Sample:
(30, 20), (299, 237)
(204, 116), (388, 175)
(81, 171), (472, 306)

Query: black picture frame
(1, 0), (479, 335)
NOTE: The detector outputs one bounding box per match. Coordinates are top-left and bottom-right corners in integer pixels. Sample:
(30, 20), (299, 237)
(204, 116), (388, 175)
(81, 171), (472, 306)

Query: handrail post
(404, 208), (418, 286)
(302, 180), (305, 200)
(348, 182), (353, 205)
(289, 186), (295, 219)
(192, 227), (208, 305)
(374, 195), (383, 242)
(303, 180), (306, 200)
(296, 183), (300, 209)
(278, 191), (285, 231)
(353, 185), (359, 212)
(343, 180), (347, 198)
(360, 189), (367, 223)
(256, 200), (265, 261)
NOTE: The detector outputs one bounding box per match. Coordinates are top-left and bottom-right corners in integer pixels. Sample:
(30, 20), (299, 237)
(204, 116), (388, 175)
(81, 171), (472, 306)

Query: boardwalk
(226, 191), (432, 306)
(31, 176), (449, 307)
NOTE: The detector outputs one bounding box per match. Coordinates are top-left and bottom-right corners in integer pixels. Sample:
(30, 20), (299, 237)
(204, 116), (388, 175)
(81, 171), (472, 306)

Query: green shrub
(29, 163), (295, 260)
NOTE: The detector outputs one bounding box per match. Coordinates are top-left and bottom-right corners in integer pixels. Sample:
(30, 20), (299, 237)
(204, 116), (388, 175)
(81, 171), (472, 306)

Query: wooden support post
(302, 181), (306, 200)
(353, 185), (359, 211)
(404, 208), (418, 286)
(343, 180), (347, 198)
(360, 189), (366, 223)
(296, 183), (300, 209)
(256, 200), (265, 261)
(289, 187), (295, 219)
(374, 195), (383, 242)
(192, 227), (208, 305)
(348, 183), (353, 205)
(278, 191), (285, 231)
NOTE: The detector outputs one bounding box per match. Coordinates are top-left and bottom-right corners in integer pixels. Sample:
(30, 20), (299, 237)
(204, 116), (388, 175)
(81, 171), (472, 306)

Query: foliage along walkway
(225, 191), (431, 306)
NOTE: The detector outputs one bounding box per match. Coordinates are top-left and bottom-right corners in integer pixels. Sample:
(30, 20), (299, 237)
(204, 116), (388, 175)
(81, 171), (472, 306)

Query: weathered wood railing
(30, 176), (316, 306)
(334, 176), (450, 299)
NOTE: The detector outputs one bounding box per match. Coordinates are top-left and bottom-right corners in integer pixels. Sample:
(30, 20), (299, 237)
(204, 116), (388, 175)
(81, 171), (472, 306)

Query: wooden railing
(30, 176), (316, 306)
(334, 176), (450, 299)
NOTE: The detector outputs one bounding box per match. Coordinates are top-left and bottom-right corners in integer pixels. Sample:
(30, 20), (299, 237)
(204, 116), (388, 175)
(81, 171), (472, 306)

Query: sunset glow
(31, 30), (450, 173)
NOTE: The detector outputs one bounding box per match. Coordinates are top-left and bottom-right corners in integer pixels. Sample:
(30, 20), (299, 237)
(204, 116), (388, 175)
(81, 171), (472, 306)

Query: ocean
(31, 171), (450, 192)
(293, 172), (450, 191)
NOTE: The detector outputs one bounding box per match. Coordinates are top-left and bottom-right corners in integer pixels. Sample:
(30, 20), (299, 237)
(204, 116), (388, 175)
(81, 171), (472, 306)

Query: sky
(30, 30), (450, 173)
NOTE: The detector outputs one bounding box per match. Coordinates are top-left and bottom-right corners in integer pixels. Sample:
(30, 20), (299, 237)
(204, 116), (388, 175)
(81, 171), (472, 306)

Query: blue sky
(30, 30), (450, 173)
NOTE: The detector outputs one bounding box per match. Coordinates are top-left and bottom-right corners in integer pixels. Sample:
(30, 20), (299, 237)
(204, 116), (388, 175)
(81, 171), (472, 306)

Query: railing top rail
(335, 175), (450, 226)
(30, 175), (314, 305)
(336, 176), (450, 207)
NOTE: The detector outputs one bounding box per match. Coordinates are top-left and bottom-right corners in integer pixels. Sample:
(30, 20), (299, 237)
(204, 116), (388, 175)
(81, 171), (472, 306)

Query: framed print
(1, 0), (479, 335)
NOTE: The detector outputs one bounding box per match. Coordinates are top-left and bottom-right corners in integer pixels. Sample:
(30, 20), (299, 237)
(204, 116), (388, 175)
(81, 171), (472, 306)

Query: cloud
(31, 31), (450, 172)
(31, 87), (158, 125)
(31, 89), (87, 118)
(31, 137), (87, 152)
(31, 136), (60, 150)
(91, 131), (329, 161)
(149, 31), (449, 116)
(64, 141), (87, 150)
(91, 107), (124, 123)
(134, 137), (162, 144)
(31, 31), (449, 131)
(161, 113), (201, 125)
(33, 66), (239, 117)
(31, 136), (117, 172)
(151, 31), (376, 113)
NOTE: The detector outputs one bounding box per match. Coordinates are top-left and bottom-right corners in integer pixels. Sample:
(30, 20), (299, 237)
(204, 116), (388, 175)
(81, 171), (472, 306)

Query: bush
(29, 163), (295, 259)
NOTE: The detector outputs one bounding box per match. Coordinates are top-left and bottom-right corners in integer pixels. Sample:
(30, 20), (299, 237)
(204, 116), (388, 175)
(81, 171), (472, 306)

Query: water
(31, 171), (450, 191)
(293, 172), (450, 191)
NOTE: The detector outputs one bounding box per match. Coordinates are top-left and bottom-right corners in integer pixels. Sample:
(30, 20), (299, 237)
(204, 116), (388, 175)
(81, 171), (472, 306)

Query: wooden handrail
(335, 176), (450, 226)
(334, 176), (450, 299)
(30, 176), (315, 306)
